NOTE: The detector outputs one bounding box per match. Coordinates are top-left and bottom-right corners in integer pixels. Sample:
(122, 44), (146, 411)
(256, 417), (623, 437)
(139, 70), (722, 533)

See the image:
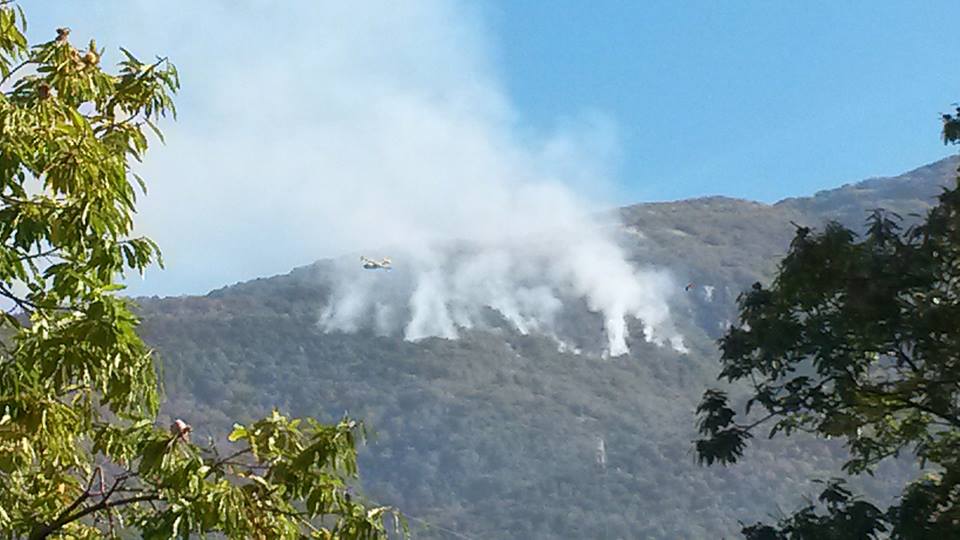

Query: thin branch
(17, 247), (58, 262)
(899, 399), (960, 429)
(859, 387), (960, 429)
(893, 346), (920, 373)
(0, 283), (70, 313)
(0, 283), (38, 313)
(206, 447), (253, 478)
(53, 466), (102, 528)
(0, 57), (29, 88)
(30, 493), (160, 540)
(738, 411), (778, 433)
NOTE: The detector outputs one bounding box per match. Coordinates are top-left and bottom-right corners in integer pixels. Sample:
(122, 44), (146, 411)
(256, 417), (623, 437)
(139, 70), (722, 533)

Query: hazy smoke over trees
(95, 2), (686, 353)
(318, 209), (686, 356)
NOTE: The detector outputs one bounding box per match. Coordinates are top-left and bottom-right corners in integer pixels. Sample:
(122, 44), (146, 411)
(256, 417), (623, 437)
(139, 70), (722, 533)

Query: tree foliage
(695, 112), (960, 537)
(0, 4), (399, 538)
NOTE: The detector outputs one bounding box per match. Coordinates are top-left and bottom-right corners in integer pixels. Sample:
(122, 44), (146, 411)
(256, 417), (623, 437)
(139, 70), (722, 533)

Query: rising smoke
(103, 1), (686, 354)
(318, 199), (687, 356)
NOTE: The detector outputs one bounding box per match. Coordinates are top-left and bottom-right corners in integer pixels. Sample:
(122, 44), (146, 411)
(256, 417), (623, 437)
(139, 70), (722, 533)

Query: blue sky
(487, 1), (960, 202)
(20, 1), (960, 295)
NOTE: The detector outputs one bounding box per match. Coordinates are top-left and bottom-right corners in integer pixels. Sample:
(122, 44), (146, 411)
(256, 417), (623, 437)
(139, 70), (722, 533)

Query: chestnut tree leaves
(0, 4), (400, 538)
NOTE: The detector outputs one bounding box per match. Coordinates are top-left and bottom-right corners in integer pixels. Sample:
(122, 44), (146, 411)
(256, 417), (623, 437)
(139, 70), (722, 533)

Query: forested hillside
(137, 156), (957, 539)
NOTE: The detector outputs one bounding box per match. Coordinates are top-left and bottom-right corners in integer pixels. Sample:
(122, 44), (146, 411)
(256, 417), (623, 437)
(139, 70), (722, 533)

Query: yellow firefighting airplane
(360, 256), (392, 270)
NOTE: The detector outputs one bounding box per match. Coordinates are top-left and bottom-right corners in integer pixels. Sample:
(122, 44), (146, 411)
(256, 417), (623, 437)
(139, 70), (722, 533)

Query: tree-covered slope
(777, 156), (959, 229)
(136, 156), (957, 539)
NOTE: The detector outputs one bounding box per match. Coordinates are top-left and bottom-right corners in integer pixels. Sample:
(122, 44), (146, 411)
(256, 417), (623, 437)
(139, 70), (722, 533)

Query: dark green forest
(137, 156), (956, 539)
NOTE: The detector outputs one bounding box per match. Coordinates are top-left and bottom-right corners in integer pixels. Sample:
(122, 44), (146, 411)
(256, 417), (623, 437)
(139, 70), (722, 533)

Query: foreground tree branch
(694, 109), (960, 538)
(0, 3), (403, 537)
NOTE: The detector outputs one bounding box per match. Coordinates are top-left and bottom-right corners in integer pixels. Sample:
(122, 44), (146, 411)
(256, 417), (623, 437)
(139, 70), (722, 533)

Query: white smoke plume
(58, 2), (687, 354)
(319, 217), (686, 356)
(703, 285), (716, 302)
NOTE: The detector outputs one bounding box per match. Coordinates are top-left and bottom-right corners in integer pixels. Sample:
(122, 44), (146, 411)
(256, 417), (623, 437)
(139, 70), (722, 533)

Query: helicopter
(360, 256), (392, 270)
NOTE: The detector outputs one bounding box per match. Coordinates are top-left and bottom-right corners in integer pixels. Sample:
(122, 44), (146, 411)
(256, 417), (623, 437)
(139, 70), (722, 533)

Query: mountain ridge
(136, 155), (958, 539)
(195, 155), (959, 300)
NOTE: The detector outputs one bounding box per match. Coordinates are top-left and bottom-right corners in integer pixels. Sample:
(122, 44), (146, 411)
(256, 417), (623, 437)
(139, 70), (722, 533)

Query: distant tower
(596, 437), (606, 470)
(597, 436), (609, 540)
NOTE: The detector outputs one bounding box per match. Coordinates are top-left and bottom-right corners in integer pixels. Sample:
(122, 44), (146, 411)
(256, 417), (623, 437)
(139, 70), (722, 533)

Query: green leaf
(227, 424), (247, 442)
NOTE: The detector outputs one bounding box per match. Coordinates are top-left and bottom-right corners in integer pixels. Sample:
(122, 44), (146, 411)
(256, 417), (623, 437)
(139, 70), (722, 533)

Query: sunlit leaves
(0, 3), (400, 538)
(0, 3), (26, 78)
